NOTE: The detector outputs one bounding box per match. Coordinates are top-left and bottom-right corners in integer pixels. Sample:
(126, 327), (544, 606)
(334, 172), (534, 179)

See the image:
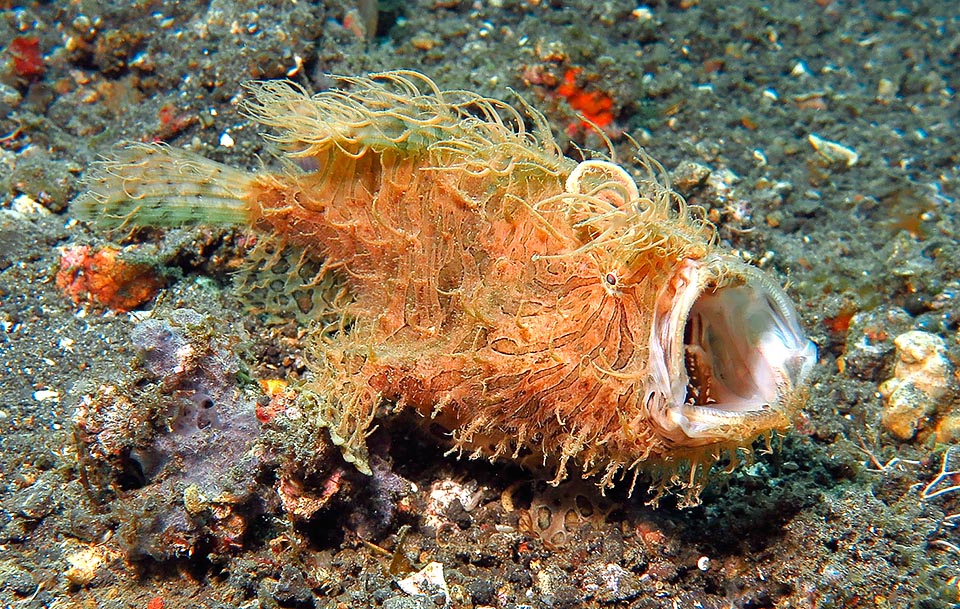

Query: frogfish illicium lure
(77, 71), (816, 506)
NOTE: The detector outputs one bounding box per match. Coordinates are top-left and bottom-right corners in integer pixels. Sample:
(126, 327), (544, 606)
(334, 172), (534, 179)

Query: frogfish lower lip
(650, 254), (817, 444)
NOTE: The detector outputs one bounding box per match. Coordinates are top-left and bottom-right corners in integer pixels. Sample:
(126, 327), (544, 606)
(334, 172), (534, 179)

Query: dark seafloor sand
(0, 1), (958, 607)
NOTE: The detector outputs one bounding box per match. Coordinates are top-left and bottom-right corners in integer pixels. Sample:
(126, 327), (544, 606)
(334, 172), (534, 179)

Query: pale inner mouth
(684, 284), (795, 412)
(654, 256), (817, 441)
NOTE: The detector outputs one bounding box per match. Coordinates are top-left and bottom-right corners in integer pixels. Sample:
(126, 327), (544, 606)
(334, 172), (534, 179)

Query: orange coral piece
(56, 245), (164, 312)
(146, 597), (164, 609)
(824, 309), (855, 334)
(8, 36), (45, 79)
(555, 67), (615, 129)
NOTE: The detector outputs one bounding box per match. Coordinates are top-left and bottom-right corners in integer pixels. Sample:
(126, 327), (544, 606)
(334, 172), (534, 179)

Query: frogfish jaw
(649, 254), (817, 447)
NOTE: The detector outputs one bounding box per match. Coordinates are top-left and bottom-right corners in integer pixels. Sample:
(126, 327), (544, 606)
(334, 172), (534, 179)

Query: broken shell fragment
(808, 132), (859, 167)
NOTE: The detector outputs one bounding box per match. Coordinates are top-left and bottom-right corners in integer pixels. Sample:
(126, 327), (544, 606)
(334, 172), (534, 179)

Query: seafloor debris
(421, 478), (483, 533)
(63, 544), (117, 589)
(6, 36), (45, 80)
(520, 63), (621, 141)
(516, 480), (616, 547)
(807, 132), (859, 167)
(72, 307), (400, 562)
(879, 330), (956, 441)
(77, 71), (816, 506)
(56, 244), (164, 312)
(839, 306), (913, 380)
(397, 561), (450, 608)
(74, 309), (268, 560)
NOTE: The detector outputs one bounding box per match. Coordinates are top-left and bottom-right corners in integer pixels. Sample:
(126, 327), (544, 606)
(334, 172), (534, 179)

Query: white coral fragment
(397, 561), (450, 607)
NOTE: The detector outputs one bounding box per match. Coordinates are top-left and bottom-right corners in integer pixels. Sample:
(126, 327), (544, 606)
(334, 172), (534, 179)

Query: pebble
(11, 194), (51, 217)
(65, 546), (107, 587)
(533, 564), (580, 606)
(398, 562), (450, 607)
(839, 306), (912, 380)
(0, 83), (21, 106)
(269, 565), (314, 607)
(466, 578), (496, 606)
(580, 563), (640, 603)
(14, 476), (57, 520)
(382, 595), (435, 609)
(879, 331), (954, 441)
(670, 160), (711, 195)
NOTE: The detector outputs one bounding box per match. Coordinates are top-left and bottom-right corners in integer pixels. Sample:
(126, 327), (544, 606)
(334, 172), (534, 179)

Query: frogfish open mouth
(76, 71), (816, 506)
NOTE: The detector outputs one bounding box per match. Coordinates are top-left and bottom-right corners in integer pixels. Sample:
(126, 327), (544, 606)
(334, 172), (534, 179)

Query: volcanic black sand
(1, 1), (958, 607)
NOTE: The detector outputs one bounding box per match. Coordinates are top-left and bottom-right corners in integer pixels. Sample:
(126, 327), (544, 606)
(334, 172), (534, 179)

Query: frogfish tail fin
(75, 142), (255, 228)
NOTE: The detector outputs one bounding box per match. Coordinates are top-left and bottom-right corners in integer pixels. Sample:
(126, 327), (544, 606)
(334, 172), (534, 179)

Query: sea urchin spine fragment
(77, 71), (816, 506)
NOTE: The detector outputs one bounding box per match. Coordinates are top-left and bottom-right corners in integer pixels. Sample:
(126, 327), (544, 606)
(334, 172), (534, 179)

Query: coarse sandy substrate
(1, 1), (959, 607)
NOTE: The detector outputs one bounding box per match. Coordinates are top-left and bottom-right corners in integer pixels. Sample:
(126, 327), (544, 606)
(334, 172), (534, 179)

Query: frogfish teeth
(76, 70), (817, 506)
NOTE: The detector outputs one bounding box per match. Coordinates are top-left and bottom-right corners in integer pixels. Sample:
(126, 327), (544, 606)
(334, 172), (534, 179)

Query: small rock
(9, 152), (79, 213)
(876, 78), (897, 102)
(0, 515), (28, 543)
(444, 498), (472, 530)
(0, 82), (22, 108)
(10, 193), (50, 217)
(270, 565), (314, 608)
(466, 578), (496, 606)
(881, 385), (933, 442)
(534, 564), (580, 607)
(372, 586), (395, 603)
(808, 133), (858, 167)
(840, 306), (912, 380)
(14, 475), (57, 520)
(580, 563), (640, 603)
(879, 331), (955, 441)
(423, 479), (478, 531)
(398, 562), (450, 608)
(65, 546), (108, 588)
(935, 415), (960, 444)
(382, 595), (435, 609)
(670, 160), (711, 195)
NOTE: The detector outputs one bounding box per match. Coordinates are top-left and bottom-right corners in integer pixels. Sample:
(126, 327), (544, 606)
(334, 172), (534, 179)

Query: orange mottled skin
(77, 72), (806, 504)
(240, 122), (710, 491)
